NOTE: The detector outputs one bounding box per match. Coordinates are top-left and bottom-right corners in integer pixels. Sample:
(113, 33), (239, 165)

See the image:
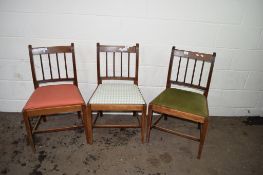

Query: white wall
(0, 0), (262, 116)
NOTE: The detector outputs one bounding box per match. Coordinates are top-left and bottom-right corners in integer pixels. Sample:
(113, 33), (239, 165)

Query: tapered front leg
(86, 104), (93, 144)
(141, 105), (147, 143)
(81, 105), (88, 143)
(197, 119), (208, 159)
(23, 112), (35, 152)
(146, 104), (153, 143)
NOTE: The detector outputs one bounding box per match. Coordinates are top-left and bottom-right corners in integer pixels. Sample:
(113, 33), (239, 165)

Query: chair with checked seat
(85, 43), (146, 144)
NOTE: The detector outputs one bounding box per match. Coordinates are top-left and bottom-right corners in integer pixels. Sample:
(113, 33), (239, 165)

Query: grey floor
(0, 112), (262, 175)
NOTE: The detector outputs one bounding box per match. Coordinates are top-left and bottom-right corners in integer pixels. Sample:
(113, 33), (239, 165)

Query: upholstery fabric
(151, 88), (208, 117)
(23, 84), (85, 110)
(89, 84), (145, 104)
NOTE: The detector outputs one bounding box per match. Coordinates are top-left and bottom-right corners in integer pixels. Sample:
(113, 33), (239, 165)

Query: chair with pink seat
(22, 43), (91, 152)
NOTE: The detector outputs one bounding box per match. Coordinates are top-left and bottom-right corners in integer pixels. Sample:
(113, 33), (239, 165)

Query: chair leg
(197, 123), (201, 129)
(163, 114), (168, 120)
(23, 112), (35, 152)
(146, 105), (153, 143)
(41, 115), (47, 122)
(197, 120), (208, 159)
(133, 112), (138, 116)
(99, 111), (103, 117)
(141, 106), (146, 143)
(77, 111), (81, 119)
(81, 105), (88, 140)
(86, 105), (93, 144)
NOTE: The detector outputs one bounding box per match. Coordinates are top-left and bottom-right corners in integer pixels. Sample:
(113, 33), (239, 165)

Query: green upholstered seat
(151, 88), (208, 117)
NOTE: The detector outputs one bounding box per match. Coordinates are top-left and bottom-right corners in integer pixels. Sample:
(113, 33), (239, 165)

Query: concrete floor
(0, 112), (262, 175)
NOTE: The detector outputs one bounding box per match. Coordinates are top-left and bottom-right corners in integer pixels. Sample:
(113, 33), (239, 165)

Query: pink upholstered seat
(24, 84), (85, 110)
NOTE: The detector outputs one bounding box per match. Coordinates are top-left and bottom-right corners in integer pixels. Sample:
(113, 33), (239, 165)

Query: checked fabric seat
(85, 43), (147, 144)
(89, 83), (145, 105)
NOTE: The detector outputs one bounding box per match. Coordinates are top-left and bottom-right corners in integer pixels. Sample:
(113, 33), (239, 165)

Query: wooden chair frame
(146, 46), (216, 159)
(85, 43), (146, 144)
(23, 43), (87, 152)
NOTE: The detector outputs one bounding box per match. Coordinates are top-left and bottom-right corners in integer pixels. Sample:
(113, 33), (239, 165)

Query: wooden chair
(146, 47), (216, 159)
(23, 43), (87, 152)
(85, 43), (146, 144)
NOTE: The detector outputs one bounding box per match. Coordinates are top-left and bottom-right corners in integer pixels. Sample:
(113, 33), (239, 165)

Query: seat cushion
(23, 84), (85, 110)
(89, 84), (145, 104)
(151, 88), (208, 117)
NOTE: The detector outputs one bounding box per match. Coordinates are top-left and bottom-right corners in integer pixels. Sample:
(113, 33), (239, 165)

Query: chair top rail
(99, 45), (137, 53)
(31, 46), (72, 55)
(173, 49), (215, 62)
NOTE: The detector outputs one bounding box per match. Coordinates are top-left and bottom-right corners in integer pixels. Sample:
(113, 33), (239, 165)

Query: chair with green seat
(146, 46), (216, 159)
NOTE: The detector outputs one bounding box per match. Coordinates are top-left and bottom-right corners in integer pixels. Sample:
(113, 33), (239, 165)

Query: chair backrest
(28, 43), (78, 89)
(166, 47), (216, 97)
(97, 43), (139, 85)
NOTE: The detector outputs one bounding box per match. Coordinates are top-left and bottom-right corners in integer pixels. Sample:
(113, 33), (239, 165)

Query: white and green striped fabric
(89, 84), (145, 104)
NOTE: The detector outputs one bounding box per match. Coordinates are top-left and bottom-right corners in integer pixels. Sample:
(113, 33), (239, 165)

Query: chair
(146, 47), (216, 159)
(23, 43), (87, 152)
(85, 43), (146, 144)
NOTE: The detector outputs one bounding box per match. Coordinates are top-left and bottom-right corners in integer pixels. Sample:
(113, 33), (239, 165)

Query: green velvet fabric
(151, 88), (208, 117)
